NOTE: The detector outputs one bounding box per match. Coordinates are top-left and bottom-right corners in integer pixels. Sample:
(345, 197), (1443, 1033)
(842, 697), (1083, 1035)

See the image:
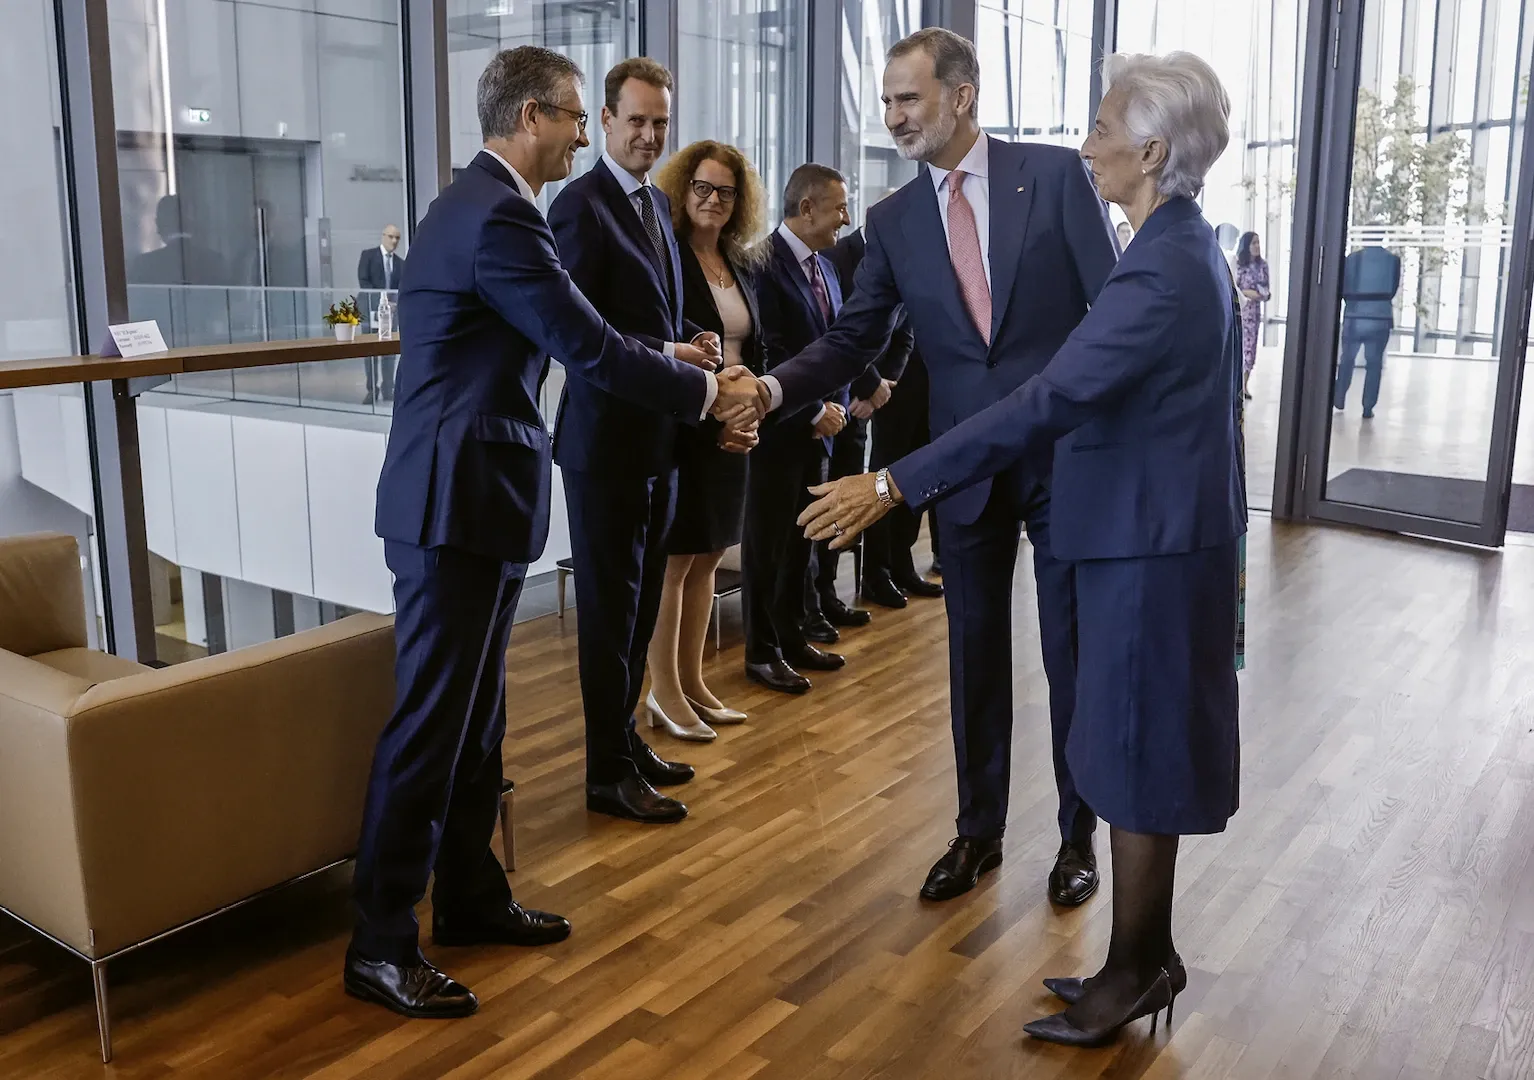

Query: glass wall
(108, 0), (409, 359)
(1118, 0), (1310, 511)
(1315, 0), (1533, 527)
(840, 0), (924, 225)
(676, 0), (811, 222)
(1, 0), (106, 647)
(977, 0), (1094, 149)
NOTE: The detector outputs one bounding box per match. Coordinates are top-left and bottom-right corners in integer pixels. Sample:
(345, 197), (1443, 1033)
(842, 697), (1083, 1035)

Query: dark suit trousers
(744, 437), (827, 664)
(352, 541), (521, 966)
(936, 469), (1092, 844)
(562, 466), (676, 784)
(1335, 317), (1390, 414)
(812, 415), (869, 604)
(865, 367), (931, 581)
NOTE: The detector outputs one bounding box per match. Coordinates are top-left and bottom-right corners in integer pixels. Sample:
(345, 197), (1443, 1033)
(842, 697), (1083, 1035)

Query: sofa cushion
(0, 534), (87, 657)
(32, 648), (153, 685)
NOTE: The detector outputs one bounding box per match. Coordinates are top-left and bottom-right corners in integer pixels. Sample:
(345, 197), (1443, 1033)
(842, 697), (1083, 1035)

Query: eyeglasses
(690, 180), (738, 203)
(537, 101), (588, 129)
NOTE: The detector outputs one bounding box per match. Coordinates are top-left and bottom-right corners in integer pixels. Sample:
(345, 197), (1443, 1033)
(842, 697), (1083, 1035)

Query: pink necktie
(946, 170), (991, 345)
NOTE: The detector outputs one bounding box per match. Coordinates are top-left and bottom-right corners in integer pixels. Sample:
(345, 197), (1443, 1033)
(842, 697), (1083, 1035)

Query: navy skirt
(1066, 539), (1242, 835)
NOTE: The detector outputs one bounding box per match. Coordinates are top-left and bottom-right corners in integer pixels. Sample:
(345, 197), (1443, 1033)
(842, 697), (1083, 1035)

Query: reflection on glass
(1, 0), (109, 649)
(1320, 0), (1530, 526)
(1117, 0), (1309, 512)
(840, 0), (923, 225)
(110, 0), (409, 352)
(676, 0), (810, 222)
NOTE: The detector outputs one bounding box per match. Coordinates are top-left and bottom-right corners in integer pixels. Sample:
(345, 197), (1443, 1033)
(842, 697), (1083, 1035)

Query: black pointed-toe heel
(1023, 969), (1173, 1048)
(1044, 950), (1188, 1005)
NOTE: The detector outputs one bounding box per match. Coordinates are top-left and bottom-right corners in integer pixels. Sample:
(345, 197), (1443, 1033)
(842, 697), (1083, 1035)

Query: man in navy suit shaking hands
(759, 28), (1119, 908)
(548, 59), (730, 826)
(348, 46), (766, 1021)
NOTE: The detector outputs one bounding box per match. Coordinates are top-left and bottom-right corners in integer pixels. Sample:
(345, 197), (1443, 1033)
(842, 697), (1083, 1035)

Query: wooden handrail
(0, 335), (401, 392)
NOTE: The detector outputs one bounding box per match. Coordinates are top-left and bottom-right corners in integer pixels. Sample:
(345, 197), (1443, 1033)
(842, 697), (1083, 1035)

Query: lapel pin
(1017, 186), (1026, 192)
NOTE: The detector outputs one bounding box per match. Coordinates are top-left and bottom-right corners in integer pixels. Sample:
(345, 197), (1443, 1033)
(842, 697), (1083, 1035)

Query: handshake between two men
(676, 330), (773, 456)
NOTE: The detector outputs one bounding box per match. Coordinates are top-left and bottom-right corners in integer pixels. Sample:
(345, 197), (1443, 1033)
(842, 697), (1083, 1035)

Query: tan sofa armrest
(0, 533), (87, 658)
(0, 649), (94, 953)
(63, 614), (396, 957)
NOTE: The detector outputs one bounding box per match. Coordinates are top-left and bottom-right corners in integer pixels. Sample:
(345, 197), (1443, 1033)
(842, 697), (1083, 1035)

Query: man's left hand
(691, 331), (723, 367)
(871, 379), (895, 409)
(799, 471), (903, 550)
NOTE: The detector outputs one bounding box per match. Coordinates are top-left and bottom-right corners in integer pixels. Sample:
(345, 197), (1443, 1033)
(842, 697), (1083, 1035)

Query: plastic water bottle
(376, 291), (395, 340)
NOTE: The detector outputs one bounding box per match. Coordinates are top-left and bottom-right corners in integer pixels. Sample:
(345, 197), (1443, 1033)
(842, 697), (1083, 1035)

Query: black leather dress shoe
(343, 949), (478, 1019)
(631, 736), (695, 786)
(861, 572), (908, 609)
(433, 901), (572, 948)
(746, 659), (811, 694)
(920, 835), (1003, 901)
(1048, 842), (1100, 906)
(782, 642), (845, 671)
(801, 614), (840, 645)
(587, 774), (688, 823)
(821, 596), (872, 627)
(892, 572), (944, 599)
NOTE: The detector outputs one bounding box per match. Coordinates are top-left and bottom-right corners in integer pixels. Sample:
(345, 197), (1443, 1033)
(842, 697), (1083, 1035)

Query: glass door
(1294, 0), (1534, 546)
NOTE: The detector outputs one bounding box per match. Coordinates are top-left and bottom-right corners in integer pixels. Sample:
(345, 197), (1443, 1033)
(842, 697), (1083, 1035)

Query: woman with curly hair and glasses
(643, 140), (773, 741)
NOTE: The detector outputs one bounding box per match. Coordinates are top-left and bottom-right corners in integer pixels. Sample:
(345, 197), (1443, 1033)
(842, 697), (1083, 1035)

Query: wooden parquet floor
(4, 518), (1534, 1079)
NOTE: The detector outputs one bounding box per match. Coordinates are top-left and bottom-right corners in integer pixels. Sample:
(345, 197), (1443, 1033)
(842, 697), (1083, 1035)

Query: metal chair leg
(499, 781), (516, 872)
(557, 569), (568, 619)
(712, 596), (721, 652)
(92, 960), (112, 1063)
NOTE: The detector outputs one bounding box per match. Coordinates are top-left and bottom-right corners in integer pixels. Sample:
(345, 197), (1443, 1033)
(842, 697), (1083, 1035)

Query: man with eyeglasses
(353, 45), (765, 1021)
(547, 58), (730, 826)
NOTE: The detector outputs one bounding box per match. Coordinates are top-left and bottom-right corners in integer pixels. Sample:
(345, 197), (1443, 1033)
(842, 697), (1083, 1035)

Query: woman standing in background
(644, 140), (771, 741)
(1236, 231), (1269, 399)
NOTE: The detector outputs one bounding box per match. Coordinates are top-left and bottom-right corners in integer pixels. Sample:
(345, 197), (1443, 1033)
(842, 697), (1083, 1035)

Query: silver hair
(1101, 51), (1230, 199)
(478, 46), (584, 141)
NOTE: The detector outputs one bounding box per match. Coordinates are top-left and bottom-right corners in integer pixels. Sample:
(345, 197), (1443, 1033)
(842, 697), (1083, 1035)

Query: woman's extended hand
(798, 471), (900, 549)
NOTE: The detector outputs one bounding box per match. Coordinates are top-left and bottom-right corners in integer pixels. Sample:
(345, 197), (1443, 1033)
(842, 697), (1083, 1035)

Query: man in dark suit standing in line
(798, 220), (909, 642)
(548, 58), (725, 825)
(358, 225), (405, 403)
(743, 164), (860, 695)
(818, 216), (942, 614)
(350, 46), (765, 1020)
(758, 29), (1119, 906)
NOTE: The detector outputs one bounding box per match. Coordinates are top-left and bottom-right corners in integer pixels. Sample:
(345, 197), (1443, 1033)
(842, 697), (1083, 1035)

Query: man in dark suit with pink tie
(759, 28), (1120, 907)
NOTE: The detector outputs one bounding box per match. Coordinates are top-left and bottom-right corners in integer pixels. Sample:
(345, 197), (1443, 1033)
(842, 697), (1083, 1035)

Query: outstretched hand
(710, 366), (768, 429)
(797, 471), (902, 550)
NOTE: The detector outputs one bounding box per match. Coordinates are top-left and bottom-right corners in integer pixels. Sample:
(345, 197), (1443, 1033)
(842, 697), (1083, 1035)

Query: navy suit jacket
(824, 228), (915, 386)
(756, 230), (851, 456)
(375, 151), (708, 563)
(547, 159), (700, 476)
(358, 247), (406, 292)
(766, 137), (1119, 523)
(893, 196), (1247, 562)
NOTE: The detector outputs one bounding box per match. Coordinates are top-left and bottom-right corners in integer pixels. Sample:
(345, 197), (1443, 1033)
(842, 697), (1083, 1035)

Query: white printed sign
(101, 320), (168, 358)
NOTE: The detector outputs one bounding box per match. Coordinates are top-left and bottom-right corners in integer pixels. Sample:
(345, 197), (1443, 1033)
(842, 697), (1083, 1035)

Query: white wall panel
(232, 415), (314, 596)
(305, 423), (391, 613)
(136, 403), (178, 563)
(235, 2), (320, 141)
(223, 577), (276, 650)
(167, 0), (241, 137)
(182, 566), (208, 647)
(166, 408), (242, 577)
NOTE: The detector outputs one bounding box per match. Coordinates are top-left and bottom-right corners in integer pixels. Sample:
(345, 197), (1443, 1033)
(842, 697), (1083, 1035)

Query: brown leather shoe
(1048, 842), (1099, 906)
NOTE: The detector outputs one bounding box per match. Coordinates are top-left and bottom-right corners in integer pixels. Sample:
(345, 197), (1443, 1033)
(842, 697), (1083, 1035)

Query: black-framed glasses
(538, 101), (588, 129)
(690, 180), (738, 203)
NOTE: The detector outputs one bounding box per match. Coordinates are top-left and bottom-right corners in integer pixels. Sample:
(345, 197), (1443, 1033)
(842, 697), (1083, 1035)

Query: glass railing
(126, 284), (565, 425)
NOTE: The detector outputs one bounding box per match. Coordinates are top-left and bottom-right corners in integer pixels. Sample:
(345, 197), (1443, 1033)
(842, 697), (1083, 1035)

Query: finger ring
(832, 522), (844, 536)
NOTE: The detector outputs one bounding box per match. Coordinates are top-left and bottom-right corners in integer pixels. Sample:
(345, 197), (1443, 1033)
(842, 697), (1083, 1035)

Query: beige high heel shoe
(686, 695), (747, 725)
(646, 692), (717, 742)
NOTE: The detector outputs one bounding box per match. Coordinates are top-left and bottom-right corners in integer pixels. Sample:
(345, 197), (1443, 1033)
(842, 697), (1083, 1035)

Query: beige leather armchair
(0, 533), (395, 1062)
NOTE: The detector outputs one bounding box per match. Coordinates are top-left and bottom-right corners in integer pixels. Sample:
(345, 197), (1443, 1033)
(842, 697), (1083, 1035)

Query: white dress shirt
(475, 147), (715, 417)
(770, 222), (831, 425)
(926, 131), (993, 287)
